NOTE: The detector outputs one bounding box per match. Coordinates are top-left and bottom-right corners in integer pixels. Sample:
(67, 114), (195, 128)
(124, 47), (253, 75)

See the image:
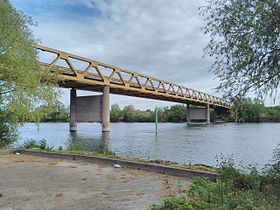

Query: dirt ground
(0, 154), (191, 210)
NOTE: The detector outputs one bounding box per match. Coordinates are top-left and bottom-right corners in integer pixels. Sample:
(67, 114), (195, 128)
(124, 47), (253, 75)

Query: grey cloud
(18, 0), (227, 109)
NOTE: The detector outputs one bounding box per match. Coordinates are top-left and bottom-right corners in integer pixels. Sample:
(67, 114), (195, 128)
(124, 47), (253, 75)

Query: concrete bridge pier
(69, 86), (110, 132)
(212, 109), (218, 122)
(102, 86), (110, 132)
(70, 88), (77, 132)
(186, 104), (191, 124)
(205, 104), (210, 124)
(186, 104), (211, 124)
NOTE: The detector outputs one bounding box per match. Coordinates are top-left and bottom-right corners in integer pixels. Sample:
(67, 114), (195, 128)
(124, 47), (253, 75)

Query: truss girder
(34, 45), (231, 109)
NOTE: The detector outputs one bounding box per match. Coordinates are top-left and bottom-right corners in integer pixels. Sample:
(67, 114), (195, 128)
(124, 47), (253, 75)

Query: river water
(17, 122), (280, 169)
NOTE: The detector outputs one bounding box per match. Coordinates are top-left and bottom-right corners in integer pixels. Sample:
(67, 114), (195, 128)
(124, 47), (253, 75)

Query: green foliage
(229, 97), (280, 122)
(121, 105), (154, 122)
(21, 138), (53, 151)
(264, 106), (280, 122)
(166, 105), (187, 122)
(41, 101), (69, 122)
(201, 0), (280, 99)
(21, 139), (37, 149)
(0, 109), (17, 147)
(263, 145), (280, 200)
(110, 104), (187, 123)
(0, 0), (59, 147)
(66, 137), (116, 156)
(67, 141), (82, 151)
(151, 197), (194, 210)
(122, 105), (137, 122)
(151, 146), (280, 209)
(110, 104), (123, 122)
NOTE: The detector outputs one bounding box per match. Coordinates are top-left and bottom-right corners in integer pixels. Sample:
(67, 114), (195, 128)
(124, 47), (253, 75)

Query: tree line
(39, 99), (280, 123)
(228, 98), (280, 123)
(38, 103), (188, 123)
(110, 104), (187, 123)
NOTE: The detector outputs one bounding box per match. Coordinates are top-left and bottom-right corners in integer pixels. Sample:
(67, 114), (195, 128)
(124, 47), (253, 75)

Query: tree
(0, 107), (16, 147)
(123, 105), (136, 122)
(201, 0), (280, 99)
(0, 0), (59, 147)
(229, 97), (266, 122)
(167, 105), (186, 122)
(110, 104), (122, 122)
(135, 109), (154, 122)
(265, 106), (280, 121)
(40, 101), (69, 122)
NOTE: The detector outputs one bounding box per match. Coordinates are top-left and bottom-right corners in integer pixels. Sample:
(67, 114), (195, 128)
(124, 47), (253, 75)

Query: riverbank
(13, 149), (217, 180)
(17, 122), (279, 168)
(0, 153), (191, 210)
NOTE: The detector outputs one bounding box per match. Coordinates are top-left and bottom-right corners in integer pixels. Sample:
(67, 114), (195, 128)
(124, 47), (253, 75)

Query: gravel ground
(0, 154), (191, 210)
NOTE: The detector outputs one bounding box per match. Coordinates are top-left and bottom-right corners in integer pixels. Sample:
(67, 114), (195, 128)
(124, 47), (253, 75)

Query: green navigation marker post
(155, 107), (158, 134)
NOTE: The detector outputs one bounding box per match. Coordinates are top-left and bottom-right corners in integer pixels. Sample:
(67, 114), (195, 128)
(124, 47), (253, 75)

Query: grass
(151, 145), (280, 210)
(20, 138), (53, 151)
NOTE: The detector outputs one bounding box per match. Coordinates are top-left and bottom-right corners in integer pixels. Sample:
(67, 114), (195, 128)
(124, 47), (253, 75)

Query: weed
(151, 145), (280, 209)
(20, 138), (53, 151)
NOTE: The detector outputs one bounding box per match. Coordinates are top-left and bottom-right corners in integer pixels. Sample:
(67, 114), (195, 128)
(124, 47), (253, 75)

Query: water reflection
(67, 131), (110, 154)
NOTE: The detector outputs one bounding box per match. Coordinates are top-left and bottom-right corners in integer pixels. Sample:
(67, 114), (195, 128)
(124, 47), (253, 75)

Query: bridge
(34, 45), (230, 132)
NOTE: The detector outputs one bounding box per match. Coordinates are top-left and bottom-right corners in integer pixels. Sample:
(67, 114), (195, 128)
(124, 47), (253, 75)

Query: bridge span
(34, 45), (230, 132)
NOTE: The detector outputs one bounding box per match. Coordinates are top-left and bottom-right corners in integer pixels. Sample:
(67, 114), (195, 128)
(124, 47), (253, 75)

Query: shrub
(0, 119), (17, 148)
(22, 139), (38, 149)
(21, 138), (53, 151)
(68, 141), (82, 151)
(151, 147), (280, 209)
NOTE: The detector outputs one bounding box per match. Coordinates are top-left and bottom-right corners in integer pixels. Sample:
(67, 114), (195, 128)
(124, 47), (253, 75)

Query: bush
(67, 141), (82, 151)
(22, 139), (38, 149)
(0, 110), (17, 148)
(21, 138), (53, 151)
(0, 122), (17, 148)
(151, 146), (280, 209)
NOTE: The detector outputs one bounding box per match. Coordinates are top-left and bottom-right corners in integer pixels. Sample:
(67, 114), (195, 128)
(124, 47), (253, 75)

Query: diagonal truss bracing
(34, 44), (231, 109)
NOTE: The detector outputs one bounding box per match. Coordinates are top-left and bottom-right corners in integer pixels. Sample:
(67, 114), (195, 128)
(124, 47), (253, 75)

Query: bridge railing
(34, 44), (231, 108)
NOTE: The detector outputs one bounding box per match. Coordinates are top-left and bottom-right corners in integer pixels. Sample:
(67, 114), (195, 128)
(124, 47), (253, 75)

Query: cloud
(11, 0), (226, 109)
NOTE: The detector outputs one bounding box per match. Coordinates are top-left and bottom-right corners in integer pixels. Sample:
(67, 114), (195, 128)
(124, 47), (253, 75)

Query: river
(17, 122), (280, 169)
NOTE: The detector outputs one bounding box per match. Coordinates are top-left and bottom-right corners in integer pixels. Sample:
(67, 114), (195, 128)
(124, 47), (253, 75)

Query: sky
(9, 0), (278, 109)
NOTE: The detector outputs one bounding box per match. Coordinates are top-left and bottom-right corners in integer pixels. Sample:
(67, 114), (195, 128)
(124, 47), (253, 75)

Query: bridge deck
(35, 45), (230, 109)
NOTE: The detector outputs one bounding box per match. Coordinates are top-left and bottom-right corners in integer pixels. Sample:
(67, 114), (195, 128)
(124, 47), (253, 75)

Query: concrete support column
(206, 104), (210, 124)
(70, 88), (77, 132)
(101, 132), (110, 153)
(212, 109), (218, 122)
(186, 104), (190, 124)
(102, 86), (110, 132)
